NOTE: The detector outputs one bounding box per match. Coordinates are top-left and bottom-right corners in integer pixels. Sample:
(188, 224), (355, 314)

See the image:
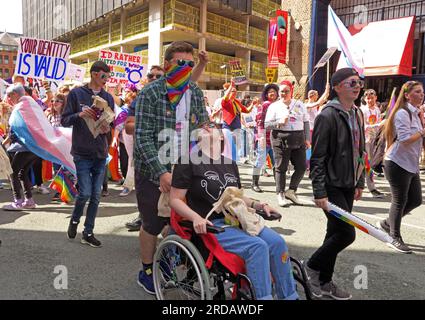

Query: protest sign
(66, 63), (86, 82)
(265, 68), (278, 83)
(99, 50), (147, 86)
(15, 37), (71, 81)
(229, 60), (248, 85)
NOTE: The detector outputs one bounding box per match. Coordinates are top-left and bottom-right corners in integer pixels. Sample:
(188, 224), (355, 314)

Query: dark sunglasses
(176, 59), (195, 68)
(342, 79), (365, 89)
(100, 73), (110, 80)
(147, 73), (163, 80)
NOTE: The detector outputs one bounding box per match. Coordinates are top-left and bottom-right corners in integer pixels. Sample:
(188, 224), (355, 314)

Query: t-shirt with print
(172, 155), (241, 221)
(360, 105), (381, 143)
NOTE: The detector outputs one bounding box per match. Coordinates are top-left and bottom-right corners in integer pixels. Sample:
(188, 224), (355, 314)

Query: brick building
(0, 33), (20, 80)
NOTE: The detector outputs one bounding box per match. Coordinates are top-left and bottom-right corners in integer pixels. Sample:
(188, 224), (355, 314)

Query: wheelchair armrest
(256, 209), (282, 222)
(179, 220), (225, 234)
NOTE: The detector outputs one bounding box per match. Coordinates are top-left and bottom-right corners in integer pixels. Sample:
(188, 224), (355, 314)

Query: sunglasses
(280, 90), (291, 94)
(198, 121), (222, 130)
(147, 73), (163, 80)
(175, 59), (195, 68)
(100, 73), (111, 80)
(342, 79), (365, 88)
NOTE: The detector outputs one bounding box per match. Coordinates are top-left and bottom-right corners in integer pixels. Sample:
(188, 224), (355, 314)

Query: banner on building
(15, 38), (71, 81)
(265, 68), (278, 83)
(268, 10), (288, 67)
(66, 63), (86, 82)
(99, 50), (147, 86)
(228, 60), (248, 85)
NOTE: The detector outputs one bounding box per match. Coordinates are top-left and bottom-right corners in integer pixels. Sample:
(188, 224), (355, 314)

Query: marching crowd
(1, 41), (425, 300)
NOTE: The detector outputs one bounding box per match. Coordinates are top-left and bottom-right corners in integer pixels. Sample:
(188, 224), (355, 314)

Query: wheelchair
(153, 210), (312, 300)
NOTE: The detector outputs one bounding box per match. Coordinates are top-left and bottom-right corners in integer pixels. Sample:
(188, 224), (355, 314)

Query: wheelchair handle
(179, 221), (225, 234)
(256, 209), (282, 222)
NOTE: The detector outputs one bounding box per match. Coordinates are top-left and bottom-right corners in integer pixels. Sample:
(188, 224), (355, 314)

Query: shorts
(135, 172), (169, 236)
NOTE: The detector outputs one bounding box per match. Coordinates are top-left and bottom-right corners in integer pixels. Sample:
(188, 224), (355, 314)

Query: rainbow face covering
(166, 64), (193, 110)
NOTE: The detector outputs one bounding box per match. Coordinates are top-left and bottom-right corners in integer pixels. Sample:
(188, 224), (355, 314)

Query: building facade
(22, 0), (282, 91)
(0, 33), (20, 80)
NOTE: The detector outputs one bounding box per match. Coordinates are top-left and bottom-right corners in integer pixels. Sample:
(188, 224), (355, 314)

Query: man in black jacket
(61, 61), (115, 248)
(305, 68), (366, 300)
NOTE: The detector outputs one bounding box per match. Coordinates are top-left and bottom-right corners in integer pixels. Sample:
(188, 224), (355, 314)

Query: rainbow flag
(49, 168), (78, 204)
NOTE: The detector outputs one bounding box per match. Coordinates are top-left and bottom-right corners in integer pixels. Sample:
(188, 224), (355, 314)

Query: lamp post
(220, 64), (228, 83)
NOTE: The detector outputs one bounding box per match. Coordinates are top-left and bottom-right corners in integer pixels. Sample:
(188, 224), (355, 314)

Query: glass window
(4, 56), (9, 64)
(13, 56), (17, 64)
(0, 68), (3, 76)
(5, 68), (10, 77)
(0, 56), (2, 64)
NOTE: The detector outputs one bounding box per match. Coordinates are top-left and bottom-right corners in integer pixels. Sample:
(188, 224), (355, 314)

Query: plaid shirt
(134, 78), (208, 185)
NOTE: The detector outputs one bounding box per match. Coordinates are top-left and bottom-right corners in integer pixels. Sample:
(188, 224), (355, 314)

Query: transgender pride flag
(9, 96), (76, 175)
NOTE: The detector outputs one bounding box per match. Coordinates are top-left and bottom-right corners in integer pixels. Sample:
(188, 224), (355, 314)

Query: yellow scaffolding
(252, 0), (280, 17)
(248, 26), (267, 50)
(206, 12), (247, 44)
(163, 0), (200, 32)
(250, 60), (267, 82)
(125, 11), (149, 39)
(111, 22), (121, 43)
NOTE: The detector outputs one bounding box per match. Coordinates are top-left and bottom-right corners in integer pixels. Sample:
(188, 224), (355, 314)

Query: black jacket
(61, 85), (114, 160)
(310, 99), (366, 199)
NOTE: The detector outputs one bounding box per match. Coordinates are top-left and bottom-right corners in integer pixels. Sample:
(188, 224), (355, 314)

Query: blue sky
(0, 0), (22, 34)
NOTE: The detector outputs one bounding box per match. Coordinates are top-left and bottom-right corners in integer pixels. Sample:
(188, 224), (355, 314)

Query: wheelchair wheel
(153, 235), (212, 300)
(291, 257), (312, 300)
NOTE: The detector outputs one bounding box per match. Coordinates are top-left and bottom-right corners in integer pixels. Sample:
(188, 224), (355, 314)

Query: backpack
(370, 106), (412, 170)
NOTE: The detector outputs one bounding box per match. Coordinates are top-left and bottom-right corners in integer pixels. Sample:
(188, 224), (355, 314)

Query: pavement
(1, 166), (424, 300)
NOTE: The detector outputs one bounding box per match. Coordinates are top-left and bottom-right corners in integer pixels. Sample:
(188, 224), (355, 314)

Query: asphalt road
(1, 166), (424, 300)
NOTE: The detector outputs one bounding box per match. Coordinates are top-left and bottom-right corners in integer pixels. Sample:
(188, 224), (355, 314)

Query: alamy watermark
(53, 265), (69, 290)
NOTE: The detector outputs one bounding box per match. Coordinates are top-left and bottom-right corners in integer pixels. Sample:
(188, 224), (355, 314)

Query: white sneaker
(277, 194), (288, 207)
(37, 186), (51, 195)
(119, 188), (132, 197)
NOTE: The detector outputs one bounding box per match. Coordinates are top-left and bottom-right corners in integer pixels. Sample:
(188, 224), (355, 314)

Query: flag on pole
(385, 87), (398, 119)
(49, 168), (78, 204)
(327, 6), (365, 76)
(9, 96), (75, 175)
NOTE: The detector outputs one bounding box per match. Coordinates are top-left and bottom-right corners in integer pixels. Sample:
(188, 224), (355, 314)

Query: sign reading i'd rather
(15, 37), (71, 81)
(99, 50), (147, 86)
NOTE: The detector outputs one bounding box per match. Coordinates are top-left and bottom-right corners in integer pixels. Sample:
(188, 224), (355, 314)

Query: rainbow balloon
(327, 202), (393, 243)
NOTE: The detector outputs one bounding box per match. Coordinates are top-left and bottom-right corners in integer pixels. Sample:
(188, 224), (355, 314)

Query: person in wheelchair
(169, 121), (299, 300)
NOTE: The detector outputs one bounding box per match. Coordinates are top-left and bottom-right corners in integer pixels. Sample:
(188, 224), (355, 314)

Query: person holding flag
(306, 68), (366, 300)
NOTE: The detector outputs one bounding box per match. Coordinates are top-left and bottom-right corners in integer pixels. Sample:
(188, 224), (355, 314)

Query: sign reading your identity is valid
(15, 37), (71, 81)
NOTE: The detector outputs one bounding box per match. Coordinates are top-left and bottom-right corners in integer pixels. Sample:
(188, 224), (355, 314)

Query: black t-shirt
(172, 155), (241, 221)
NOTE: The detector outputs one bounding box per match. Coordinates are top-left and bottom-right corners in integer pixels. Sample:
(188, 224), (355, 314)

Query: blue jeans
(212, 219), (298, 300)
(71, 157), (106, 235)
(254, 143), (274, 176)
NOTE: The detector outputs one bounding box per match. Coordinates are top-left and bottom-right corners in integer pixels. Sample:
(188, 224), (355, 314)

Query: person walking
(251, 83), (279, 193)
(378, 81), (424, 254)
(361, 89), (385, 198)
(61, 61), (115, 248)
(306, 68), (366, 300)
(265, 81), (310, 207)
(134, 41), (209, 294)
